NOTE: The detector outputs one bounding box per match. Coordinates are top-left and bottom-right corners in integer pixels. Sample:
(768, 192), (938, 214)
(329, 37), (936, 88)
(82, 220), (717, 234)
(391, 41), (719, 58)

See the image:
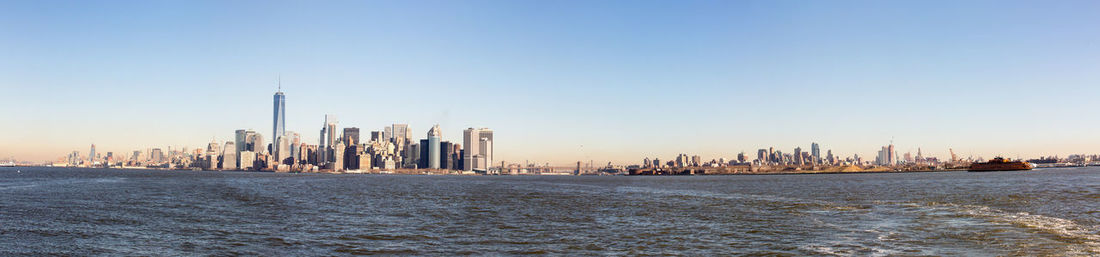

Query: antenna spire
(277, 75), (282, 92)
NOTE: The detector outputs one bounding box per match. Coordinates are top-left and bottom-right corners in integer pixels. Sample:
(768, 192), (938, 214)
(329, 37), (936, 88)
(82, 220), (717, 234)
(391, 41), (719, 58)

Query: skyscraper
(440, 141), (454, 170)
(151, 148), (164, 163)
(418, 139), (430, 169)
(794, 147), (803, 165)
(768, 147), (775, 164)
(89, 144), (96, 162)
(222, 142), (237, 170)
(239, 151), (255, 170)
(463, 127), (494, 171)
(888, 144), (896, 165)
(235, 130), (247, 154)
(343, 127), (360, 146)
(272, 82), (286, 159)
(276, 135), (290, 165)
(319, 115), (337, 164)
(463, 128), (479, 171)
(383, 127), (392, 143)
(811, 142), (821, 164)
(427, 124), (441, 169)
(391, 124), (408, 144)
(244, 131), (263, 153)
(333, 141), (345, 172)
(478, 129), (493, 170)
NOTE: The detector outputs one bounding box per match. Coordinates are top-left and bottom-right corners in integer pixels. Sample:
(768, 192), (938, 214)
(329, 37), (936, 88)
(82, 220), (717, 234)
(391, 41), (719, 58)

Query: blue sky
(2, 0), (1099, 164)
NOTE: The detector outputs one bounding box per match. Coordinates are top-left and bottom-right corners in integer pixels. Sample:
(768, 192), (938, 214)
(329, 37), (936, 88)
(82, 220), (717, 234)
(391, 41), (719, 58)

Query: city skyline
(3, 0), (1100, 164)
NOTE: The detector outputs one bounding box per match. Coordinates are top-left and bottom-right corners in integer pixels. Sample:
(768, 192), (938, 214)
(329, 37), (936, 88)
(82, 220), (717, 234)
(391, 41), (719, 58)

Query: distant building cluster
(639, 142), (950, 173)
(55, 87), (498, 174)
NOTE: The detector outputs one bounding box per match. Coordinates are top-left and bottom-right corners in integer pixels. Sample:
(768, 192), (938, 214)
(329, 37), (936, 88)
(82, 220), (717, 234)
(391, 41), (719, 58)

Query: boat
(968, 157), (1033, 172)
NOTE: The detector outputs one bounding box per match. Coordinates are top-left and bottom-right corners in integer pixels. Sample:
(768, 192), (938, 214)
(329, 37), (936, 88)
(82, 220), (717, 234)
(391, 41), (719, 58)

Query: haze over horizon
(3, 0), (1099, 165)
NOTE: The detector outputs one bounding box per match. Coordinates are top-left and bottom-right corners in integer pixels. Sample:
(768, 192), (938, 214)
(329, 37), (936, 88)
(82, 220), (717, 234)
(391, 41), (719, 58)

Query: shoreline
(4, 166), (1080, 176)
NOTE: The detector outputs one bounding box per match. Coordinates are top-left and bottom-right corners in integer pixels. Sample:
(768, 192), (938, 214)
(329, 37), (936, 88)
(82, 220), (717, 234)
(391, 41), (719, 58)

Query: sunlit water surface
(1, 167), (1098, 256)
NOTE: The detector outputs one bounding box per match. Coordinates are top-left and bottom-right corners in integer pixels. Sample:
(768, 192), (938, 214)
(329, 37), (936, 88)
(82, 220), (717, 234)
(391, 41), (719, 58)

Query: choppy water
(1, 167), (1098, 256)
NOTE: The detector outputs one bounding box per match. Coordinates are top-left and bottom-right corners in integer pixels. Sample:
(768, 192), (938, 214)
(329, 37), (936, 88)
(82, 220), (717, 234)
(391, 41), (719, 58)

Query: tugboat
(968, 157), (1033, 172)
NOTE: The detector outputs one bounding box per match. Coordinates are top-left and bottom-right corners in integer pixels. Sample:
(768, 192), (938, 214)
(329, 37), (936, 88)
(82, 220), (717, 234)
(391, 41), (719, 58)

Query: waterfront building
(239, 151), (255, 170)
(427, 124), (441, 169)
(222, 142), (237, 170)
(206, 154), (218, 170)
(479, 129), (493, 170)
(479, 138), (490, 170)
(409, 143), (420, 168)
(357, 146), (371, 171)
(381, 158), (395, 170)
(463, 128), (479, 171)
(89, 144), (96, 163)
(276, 135), (290, 165)
(333, 141), (345, 172)
(440, 141), (454, 170)
(419, 139), (429, 169)
(345, 144), (364, 170)
(284, 131), (300, 164)
(151, 148), (164, 163)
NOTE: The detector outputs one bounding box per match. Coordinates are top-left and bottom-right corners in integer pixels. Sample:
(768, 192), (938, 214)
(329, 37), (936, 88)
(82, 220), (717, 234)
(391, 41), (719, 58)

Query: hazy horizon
(3, 0), (1099, 165)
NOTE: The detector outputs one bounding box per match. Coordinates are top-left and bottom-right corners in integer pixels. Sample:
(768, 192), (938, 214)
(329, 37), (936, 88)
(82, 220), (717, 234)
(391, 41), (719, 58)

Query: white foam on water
(614, 186), (836, 207)
(797, 242), (903, 257)
(0, 184), (40, 190)
(910, 202), (1100, 255)
(0, 177), (126, 191)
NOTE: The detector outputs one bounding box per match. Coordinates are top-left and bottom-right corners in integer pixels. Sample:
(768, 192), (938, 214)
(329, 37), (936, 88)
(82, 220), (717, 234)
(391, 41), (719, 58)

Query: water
(1, 167), (1097, 256)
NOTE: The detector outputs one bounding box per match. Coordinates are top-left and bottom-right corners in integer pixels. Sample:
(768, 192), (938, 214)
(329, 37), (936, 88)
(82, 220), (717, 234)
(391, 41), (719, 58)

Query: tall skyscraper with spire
(319, 114), (334, 164)
(272, 78), (286, 159)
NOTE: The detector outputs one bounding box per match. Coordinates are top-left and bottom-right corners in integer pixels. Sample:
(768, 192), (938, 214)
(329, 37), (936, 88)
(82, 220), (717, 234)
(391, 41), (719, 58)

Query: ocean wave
(905, 201), (1100, 255)
(614, 186), (837, 207)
